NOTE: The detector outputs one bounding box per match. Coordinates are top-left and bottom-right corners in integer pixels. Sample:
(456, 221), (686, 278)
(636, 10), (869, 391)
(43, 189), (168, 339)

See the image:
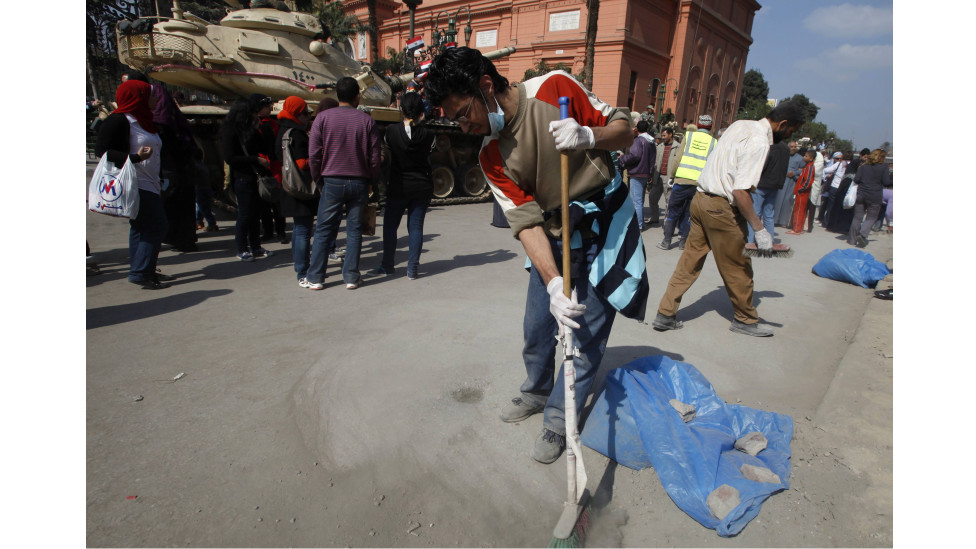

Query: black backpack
(280, 128), (317, 200)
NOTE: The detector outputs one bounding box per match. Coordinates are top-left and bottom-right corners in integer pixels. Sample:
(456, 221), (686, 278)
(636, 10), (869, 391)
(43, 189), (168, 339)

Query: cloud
(803, 3), (893, 38)
(795, 44), (893, 82)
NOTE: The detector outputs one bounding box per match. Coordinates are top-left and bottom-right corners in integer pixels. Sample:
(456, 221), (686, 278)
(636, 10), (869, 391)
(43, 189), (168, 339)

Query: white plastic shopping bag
(842, 182), (858, 209)
(88, 153), (140, 218)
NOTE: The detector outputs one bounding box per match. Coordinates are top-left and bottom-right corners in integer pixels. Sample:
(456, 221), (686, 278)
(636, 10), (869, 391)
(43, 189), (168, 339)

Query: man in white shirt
(652, 102), (806, 337)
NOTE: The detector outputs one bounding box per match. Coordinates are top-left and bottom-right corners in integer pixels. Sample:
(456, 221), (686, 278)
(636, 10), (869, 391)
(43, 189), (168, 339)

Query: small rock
(258, 517), (263, 522)
(133, 395), (144, 402)
(669, 399), (696, 422)
(741, 464), (781, 484)
(407, 521), (422, 535)
(255, 506), (260, 510)
(290, 518), (296, 523)
(275, 519), (280, 523)
(706, 484), (740, 519)
(734, 432), (768, 456)
(329, 482), (334, 487)
(369, 530), (376, 536)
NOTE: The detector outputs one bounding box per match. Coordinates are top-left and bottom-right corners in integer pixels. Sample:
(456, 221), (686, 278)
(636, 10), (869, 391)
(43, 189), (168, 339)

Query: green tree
(179, 1), (228, 22)
(780, 93), (819, 122)
(736, 69), (771, 121)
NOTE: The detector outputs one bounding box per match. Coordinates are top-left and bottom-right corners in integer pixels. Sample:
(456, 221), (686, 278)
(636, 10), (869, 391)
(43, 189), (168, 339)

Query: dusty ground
(86, 163), (892, 547)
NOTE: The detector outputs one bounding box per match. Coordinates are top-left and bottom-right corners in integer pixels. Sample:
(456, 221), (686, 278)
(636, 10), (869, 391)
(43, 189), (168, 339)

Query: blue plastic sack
(812, 248), (891, 288)
(580, 355), (793, 537)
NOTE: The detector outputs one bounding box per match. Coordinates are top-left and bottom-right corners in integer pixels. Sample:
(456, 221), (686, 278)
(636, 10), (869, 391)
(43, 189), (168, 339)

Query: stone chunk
(740, 463), (781, 484)
(706, 484), (740, 520)
(734, 431), (767, 456)
(669, 399), (696, 422)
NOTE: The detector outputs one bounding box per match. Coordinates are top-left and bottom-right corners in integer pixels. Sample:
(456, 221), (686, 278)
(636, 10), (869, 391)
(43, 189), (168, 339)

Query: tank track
(430, 189), (493, 206)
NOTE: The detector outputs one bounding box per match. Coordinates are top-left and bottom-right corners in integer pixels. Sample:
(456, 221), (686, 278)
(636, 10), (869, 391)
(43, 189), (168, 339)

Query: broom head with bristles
(743, 243), (794, 258)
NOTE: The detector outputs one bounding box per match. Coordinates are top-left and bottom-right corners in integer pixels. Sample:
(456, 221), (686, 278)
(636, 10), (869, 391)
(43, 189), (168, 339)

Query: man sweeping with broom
(423, 48), (648, 467)
(652, 101), (806, 337)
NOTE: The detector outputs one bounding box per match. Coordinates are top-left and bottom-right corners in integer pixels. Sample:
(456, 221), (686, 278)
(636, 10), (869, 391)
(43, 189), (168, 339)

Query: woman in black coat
(151, 83), (202, 253)
(824, 152), (860, 234)
(220, 98), (273, 261)
(274, 96), (318, 286)
(369, 92), (435, 280)
(848, 149), (891, 247)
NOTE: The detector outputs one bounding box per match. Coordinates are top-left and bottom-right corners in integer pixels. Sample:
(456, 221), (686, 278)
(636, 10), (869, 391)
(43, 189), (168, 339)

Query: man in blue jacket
(618, 120), (657, 231)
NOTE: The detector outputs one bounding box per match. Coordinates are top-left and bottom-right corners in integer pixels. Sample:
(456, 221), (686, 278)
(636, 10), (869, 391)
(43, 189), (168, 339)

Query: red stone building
(342, 0), (761, 129)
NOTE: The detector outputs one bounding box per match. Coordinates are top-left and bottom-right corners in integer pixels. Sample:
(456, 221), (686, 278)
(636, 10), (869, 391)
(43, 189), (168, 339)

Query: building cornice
(679, 0), (755, 46)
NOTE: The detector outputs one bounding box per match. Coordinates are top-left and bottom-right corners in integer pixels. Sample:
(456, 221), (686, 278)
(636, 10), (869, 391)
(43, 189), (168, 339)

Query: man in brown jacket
(649, 127), (681, 225)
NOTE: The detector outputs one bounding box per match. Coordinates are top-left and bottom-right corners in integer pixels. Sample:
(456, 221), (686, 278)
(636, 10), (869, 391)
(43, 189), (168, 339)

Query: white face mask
(481, 90), (505, 139)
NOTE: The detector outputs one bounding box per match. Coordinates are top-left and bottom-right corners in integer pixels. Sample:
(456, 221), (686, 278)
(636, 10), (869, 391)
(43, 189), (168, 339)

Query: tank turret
(115, 2), (517, 203)
(117, 2), (515, 110)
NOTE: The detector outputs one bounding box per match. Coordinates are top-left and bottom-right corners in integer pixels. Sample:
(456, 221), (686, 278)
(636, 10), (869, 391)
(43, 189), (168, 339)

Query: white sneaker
(345, 282), (359, 290)
(306, 280), (325, 290)
(298, 278), (312, 289)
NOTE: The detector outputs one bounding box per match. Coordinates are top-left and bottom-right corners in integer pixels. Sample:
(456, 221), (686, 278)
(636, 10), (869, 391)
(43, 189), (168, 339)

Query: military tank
(115, 0), (515, 204)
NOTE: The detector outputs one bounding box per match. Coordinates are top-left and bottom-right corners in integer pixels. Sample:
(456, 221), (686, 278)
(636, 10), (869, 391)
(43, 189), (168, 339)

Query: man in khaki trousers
(652, 102), (806, 337)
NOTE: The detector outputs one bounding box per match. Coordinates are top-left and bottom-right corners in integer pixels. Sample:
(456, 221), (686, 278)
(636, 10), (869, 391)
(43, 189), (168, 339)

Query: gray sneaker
(499, 397), (544, 423)
(729, 319), (773, 337)
(532, 428), (566, 464)
(652, 312), (683, 331)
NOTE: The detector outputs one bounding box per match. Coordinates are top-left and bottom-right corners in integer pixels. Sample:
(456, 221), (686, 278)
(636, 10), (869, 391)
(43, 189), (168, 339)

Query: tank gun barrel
(482, 46), (516, 60)
(385, 46), (516, 95)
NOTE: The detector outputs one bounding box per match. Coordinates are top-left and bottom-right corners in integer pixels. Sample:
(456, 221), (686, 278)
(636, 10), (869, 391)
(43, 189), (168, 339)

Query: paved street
(86, 161), (893, 547)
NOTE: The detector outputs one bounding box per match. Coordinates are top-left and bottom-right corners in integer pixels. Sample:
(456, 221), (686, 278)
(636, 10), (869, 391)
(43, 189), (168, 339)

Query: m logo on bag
(99, 176), (123, 202)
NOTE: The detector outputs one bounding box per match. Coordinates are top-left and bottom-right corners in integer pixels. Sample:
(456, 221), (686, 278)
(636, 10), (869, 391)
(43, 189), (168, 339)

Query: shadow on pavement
(87, 289), (232, 330)
(672, 286), (784, 324)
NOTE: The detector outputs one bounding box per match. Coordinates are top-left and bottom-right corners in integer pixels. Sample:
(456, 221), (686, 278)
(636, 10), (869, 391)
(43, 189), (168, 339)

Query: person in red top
(786, 150), (816, 235)
(250, 93), (287, 244)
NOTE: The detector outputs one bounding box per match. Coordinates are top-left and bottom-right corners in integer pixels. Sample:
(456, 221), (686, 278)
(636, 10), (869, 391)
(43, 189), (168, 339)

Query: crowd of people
(629, 133), (893, 252)
(89, 55), (890, 465)
(90, 71), (435, 291)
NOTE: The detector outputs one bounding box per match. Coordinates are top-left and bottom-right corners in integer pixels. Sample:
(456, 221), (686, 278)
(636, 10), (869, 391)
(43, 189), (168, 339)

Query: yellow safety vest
(673, 130), (717, 182)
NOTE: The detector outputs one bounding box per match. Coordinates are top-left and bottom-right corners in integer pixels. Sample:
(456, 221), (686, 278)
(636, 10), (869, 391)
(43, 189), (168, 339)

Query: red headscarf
(277, 96), (308, 125)
(113, 80), (158, 133)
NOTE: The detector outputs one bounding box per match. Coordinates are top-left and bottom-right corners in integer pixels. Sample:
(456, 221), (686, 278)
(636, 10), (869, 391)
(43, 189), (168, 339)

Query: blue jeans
(748, 187), (780, 243)
(128, 190), (168, 282)
(234, 175), (262, 254)
(381, 196), (431, 276)
(628, 176), (647, 229)
(306, 177), (368, 285)
(195, 185), (216, 227)
(662, 183), (697, 240)
(292, 215), (314, 280)
(520, 239), (616, 437)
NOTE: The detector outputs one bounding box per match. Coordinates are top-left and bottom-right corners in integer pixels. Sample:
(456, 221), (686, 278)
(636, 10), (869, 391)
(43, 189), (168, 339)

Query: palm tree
(313, 0), (370, 57)
(582, 0), (600, 89)
(366, 0), (379, 64)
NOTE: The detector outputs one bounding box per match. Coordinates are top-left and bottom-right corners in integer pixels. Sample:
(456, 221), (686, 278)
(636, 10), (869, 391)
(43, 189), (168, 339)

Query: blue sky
(747, 1), (893, 150)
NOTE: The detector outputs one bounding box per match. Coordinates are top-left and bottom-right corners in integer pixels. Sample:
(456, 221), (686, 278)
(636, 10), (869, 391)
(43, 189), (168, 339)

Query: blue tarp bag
(812, 248), (891, 288)
(580, 355), (793, 537)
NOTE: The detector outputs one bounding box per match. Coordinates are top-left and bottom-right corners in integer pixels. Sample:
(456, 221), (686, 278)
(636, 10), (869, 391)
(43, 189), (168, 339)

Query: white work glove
(548, 119), (595, 151)
(547, 276), (586, 329)
(754, 228), (773, 252)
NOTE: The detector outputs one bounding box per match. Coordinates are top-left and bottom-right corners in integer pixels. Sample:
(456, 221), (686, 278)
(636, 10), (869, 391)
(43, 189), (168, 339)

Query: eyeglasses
(448, 95), (475, 124)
